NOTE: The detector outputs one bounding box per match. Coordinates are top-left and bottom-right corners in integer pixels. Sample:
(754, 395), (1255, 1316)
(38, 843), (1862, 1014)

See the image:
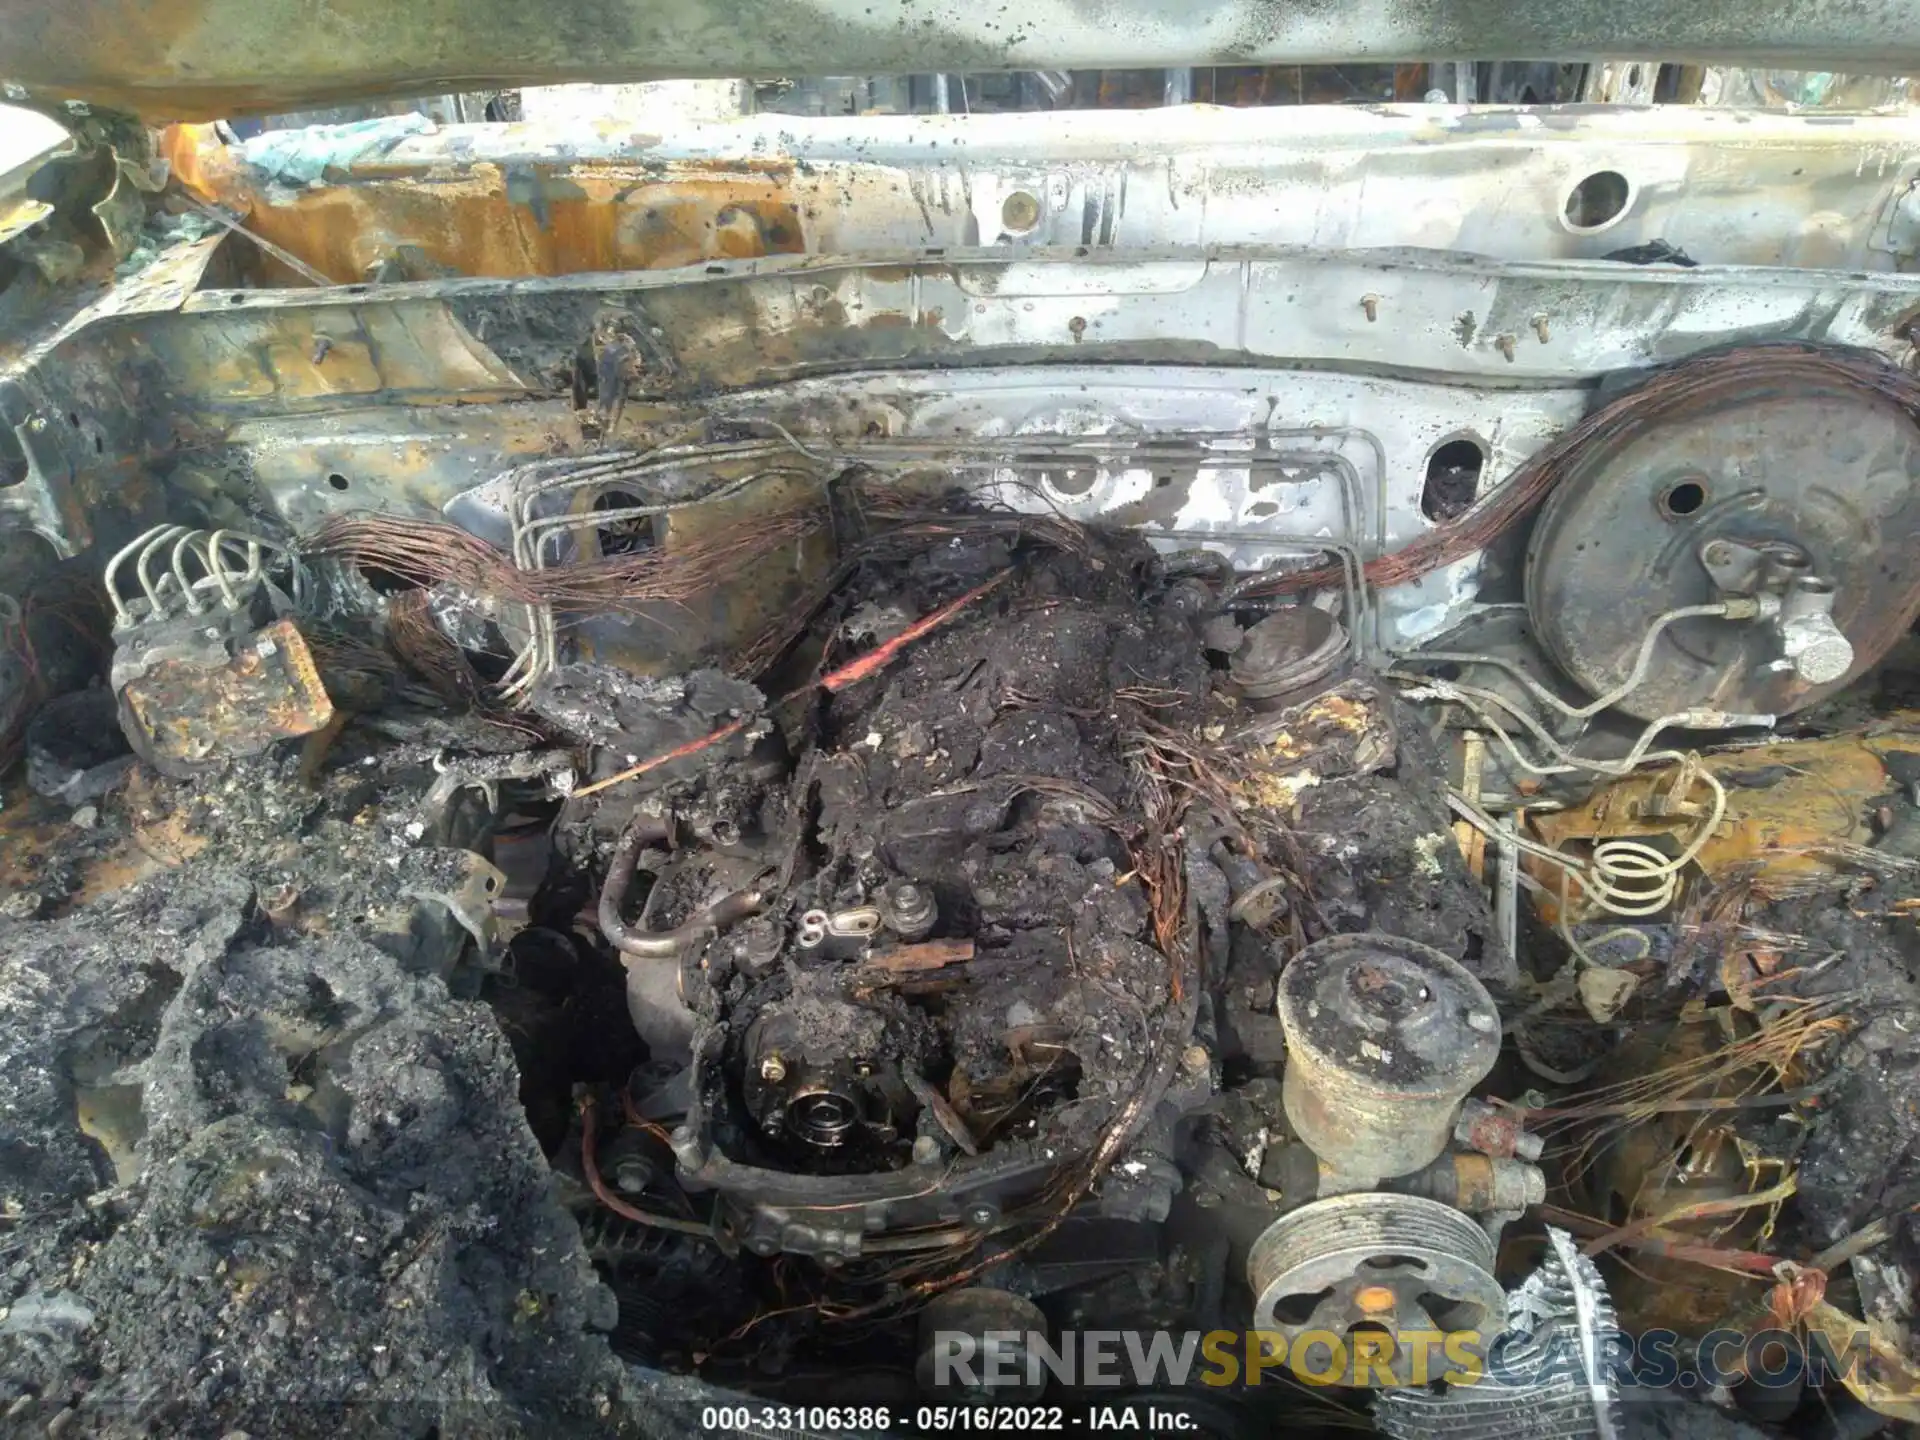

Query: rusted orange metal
(163, 126), (808, 283)
(119, 617), (335, 769)
(1526, 724), (1920, 923)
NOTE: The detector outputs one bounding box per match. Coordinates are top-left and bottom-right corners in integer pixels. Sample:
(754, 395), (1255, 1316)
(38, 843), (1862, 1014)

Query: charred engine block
(736, 894), (940, 1160)
(594, 573), (1202, 1267)
(581, 548), (1546, 1380)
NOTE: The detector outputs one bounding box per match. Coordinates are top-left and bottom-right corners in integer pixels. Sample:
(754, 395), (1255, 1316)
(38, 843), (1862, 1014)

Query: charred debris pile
(1, 448), (1919, 1438)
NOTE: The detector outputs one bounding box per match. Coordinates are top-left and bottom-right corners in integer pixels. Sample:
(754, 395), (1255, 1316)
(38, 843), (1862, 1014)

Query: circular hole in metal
(838, 909), (881, 936)
(1042, 465), (1095, 498)
(326, 472), (350, 491)
(1659, 479), (1707, 518)
(1000, 190), (1042, 235)
(1564, 170), (1632, 231)
(1421, 437), (1486, 522)
(592, 489), (657, 557)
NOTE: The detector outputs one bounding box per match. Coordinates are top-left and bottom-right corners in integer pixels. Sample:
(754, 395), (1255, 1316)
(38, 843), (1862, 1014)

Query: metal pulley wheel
(1247, 1193), (1506, 1385)
(1524, 352), (1920, 720)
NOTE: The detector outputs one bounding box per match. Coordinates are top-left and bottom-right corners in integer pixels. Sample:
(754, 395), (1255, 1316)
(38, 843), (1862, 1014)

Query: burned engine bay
(10, 312), (1920, 1440)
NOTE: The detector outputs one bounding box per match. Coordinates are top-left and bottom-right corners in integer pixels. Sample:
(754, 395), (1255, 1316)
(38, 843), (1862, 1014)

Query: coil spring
(1585, 837), (1681, 918)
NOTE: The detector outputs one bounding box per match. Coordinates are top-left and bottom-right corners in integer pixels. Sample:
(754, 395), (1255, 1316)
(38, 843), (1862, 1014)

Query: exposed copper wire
(385, 589), (481, 705)
(575, 571), (1010, 798)
(1535, 1202), (1784, 1276)
(577, 1093), (713, 1238)
(731, 503), (1097, 678)
(307, 504), (823, 615)
(1243, 342), (1920, 597)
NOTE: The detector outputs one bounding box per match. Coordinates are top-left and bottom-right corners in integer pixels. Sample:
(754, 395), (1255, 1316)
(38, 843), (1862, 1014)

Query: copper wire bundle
(307, 514), (536, 600)
(383, 589), (486, 705)
(307, 505), (825, 616)
(1242, 341), (1920, 597)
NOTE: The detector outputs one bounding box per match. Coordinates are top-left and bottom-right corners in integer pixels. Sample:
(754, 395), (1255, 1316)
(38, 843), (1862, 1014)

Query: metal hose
(599, 810), (767, 1061)
(597, 811), (767, 960)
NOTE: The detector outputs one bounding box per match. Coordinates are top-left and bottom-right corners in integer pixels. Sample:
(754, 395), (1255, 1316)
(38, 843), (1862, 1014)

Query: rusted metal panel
(7, 0), (1920, 120)
(1529, 727), (1920, 915)
(165, 128), (811, 282)
(119, 617), (335, 770)
(160, 106), (1920, 283)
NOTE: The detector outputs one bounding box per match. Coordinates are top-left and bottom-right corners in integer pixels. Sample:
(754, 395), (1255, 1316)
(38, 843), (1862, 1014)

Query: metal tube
(104, 526), (169, 626)
(600, 810), (765, 1059)
(134, 525), (192, 618)
(170, 529), (210, 614)
(598, 811), (766, 960)
(1405, 601), (1736, 721)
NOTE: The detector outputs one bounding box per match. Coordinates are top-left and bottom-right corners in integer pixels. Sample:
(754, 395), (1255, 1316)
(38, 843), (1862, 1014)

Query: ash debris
(0, 805), (637, 1437)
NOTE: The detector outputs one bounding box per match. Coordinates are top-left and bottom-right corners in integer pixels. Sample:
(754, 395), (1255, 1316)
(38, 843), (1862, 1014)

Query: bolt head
(966, 1204), (996, 1228)
(612, 1160), (652, 1195)
(1354, 1284), (1397, 1316)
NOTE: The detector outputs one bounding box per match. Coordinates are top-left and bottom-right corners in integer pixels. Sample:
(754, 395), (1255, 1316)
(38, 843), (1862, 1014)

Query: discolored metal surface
(1275, 933), (1500, 1184)
(1525, 359), (1920, 721)
(1247, 1193), (1505, 1384)
(152, 105), (1920, 286)
(118, 617), (334, 774)
(1228, 607), (1347, 706)
(11, 0), (1920, 120)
